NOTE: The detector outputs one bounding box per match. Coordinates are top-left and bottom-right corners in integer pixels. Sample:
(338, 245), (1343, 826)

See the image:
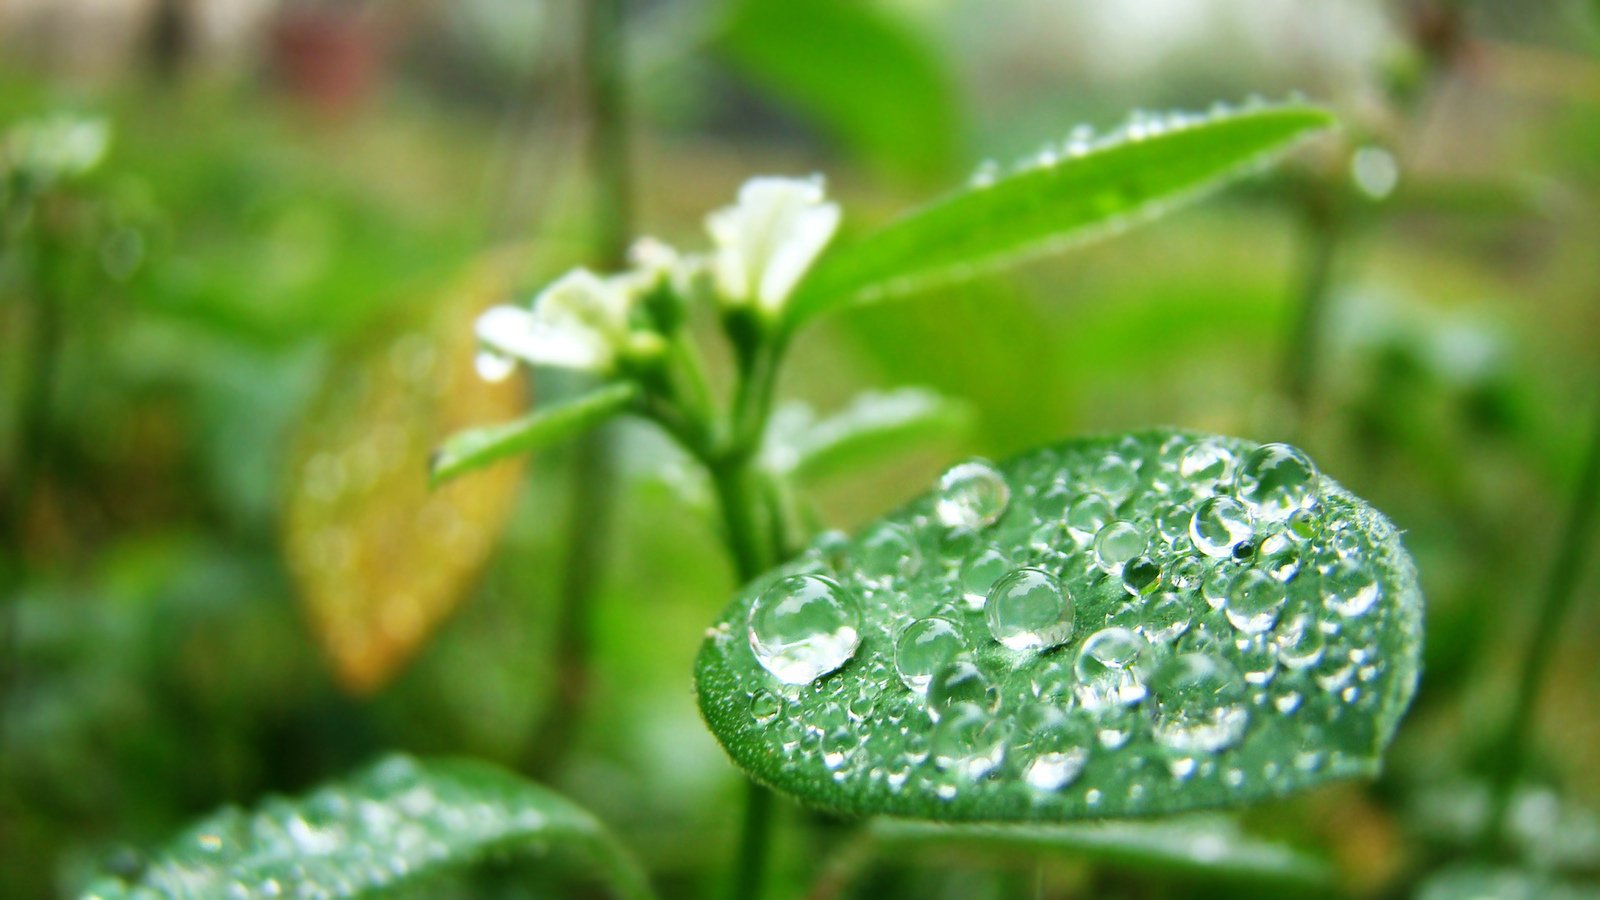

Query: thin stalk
(1483, 384), (1600, 847)
(526, 0), (634, 777)
(731, 779), (776, 900)
(1282, 196), (1340, 428)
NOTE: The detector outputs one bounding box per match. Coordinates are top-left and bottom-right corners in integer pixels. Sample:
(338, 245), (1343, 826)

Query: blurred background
(2, 0), (1598, 897)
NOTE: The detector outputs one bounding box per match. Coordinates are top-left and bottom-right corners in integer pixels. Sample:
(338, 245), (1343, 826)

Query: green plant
(78, 98), (1434, 899)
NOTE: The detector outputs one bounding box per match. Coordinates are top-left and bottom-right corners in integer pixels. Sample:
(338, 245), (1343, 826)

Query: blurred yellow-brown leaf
(283, 251), (530, 694)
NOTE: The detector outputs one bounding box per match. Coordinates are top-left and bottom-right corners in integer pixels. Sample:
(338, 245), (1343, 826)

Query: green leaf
(430, 382), (638, 487)
(786, 103), (1335, 325)
(82, 755), (654, 900)
(717, 0), (958, 181)
(1416, 864), (1600, 900)
(696, 430), (1423, 821)
(861, 816), (1332, 887)
(765, 388), (973, 483)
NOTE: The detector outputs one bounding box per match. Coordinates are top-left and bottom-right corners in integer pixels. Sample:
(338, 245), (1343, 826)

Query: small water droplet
(747, 575), (862, 684)
(959, 547), (1011, 608)
(860, 522), (922, 581)
(1191, 497), (1253, 558)
(749, 690), (782, 723)
(1321, 558), (1381, 617)
(894, 617), (968, 693)
(1180, 441), (1236, 492)
(1151, 653), (1249, 754)
(474, 349), (516, 382)
(985, 567), (1075, 651)
(1121, 555), (1162, 596)
(1350, 145), (1399, 200)
(1074, 627), (1149, 710)
(1225, 570), (1288, 634)
(935, 460), (1011, 530)
(1065, 492), (1114, 544)
(931, 703), (1009, 781)
(1233, 443), (1319, 523)
(1093, 520), (1149, 575)
(927, 659), (997, 720)
(1140, 592), (1193, 643)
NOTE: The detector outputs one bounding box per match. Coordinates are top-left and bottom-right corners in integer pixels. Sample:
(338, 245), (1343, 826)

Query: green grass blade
(786, 103), (1335, 324)
(81, 755), (655, 900)
(430, 382), (638, 487)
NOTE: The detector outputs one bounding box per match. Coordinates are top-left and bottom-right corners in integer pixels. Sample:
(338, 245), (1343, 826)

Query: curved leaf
(82, 755), (654, 900)
(786, 103), (1335, 324)
(696, 430), (1422, 821)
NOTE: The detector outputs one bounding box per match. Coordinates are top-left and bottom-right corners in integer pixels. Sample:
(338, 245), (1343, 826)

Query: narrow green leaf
(765, 388), (973, 483)
(82, 755), (654, 900)
(867, 816), (1332, 887)
(786, 103), (1336, 324)
(430, 382), (638, 486)
(696, 430), (1423, 821)
(717, 0), (958, 180)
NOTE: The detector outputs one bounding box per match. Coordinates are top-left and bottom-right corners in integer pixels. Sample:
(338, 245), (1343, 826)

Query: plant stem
(1483, 384), (1600, 848)
(527, 0), (634, 777)
(1282, 194), (1340, 428)
(731, 778), (776, 900)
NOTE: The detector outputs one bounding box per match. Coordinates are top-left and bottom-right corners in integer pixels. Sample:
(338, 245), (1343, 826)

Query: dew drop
(1093, 520), (1149, 575)
(1121, 555), (1162, 596)
(1190, 497), (1253, 558)
(935, 460), (1011, 530)
(1140, 592), (1193, 643)
(930, 703), (1009, 781)
(1074, 627), (1149, 710)
(1233, 443), (1319, 523)
(1065, 492), (1114, 544)
(1151, 653), (1250, 754)
(894, 617), (968, 693)
(1321, 558), (1381, 617)
(860, 522), (922, 581)
(1225, 570), (1288, 634)
(1274, 615), (1327, 670)
(927, 659), (997, 721)
(1019, 711), (1092, 791)
(959, 547), (1011, 608)
(1179, 441), (1236, 491)
(1090, 454), (1137, 500)
(749, 690), (782, 723)
(747, 574), (862, 684)
(985, 567), (1075, 651)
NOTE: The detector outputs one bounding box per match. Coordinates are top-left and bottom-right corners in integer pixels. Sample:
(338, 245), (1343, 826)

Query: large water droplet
(1140, 592), (1193, 643)
(1225, 570), (1288, 634)
(1190, 497), (1253, 558)
(985, 567), (1075, 651)
(1151, 653), (1249, 754)
(1093, 520), (1149, 575)
(1233, 443), (1319, 523)
(894, 617), (968, 693)
(1074, 627), (1149, 710)
(1018, 706), (1092, 791)
(747, 575), (862, 684)
(935, 460), (1011, 530)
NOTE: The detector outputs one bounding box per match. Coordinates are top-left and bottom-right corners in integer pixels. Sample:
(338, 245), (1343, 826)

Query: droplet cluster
(706, 433), (1417, 819)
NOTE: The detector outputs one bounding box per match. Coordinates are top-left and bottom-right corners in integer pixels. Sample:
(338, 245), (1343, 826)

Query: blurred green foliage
(2, 0), (1600, 896)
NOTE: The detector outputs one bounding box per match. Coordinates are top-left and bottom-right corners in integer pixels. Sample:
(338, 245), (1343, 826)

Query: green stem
(731, 779), (776, 900)
(1484, 384), (1600, 847)
(526, 0), (634, 777)
(1282, 194), (1340, 427)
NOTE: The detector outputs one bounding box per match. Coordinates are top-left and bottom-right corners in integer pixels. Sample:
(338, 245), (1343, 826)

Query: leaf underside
(696, 430), (1423, 822)
(83, 755), (652, 900)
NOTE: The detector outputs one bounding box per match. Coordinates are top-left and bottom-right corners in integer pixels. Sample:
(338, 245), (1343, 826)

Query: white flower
(706, 175), (840, 317)
(475, 268), (632, 375)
